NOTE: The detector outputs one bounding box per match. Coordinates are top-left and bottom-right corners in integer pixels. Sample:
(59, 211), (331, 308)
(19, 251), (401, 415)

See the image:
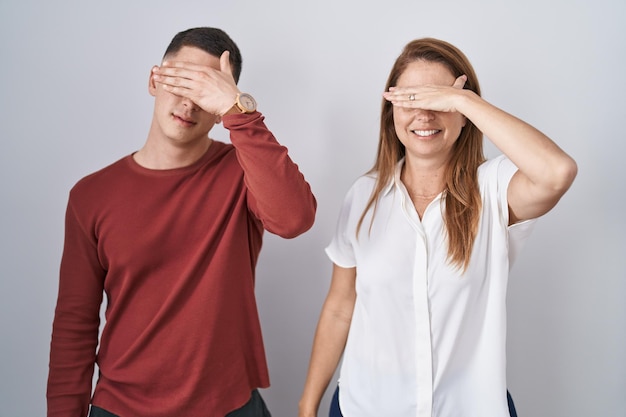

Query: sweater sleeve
(223, 112), (317, 238)
(47, 197), (105, 417)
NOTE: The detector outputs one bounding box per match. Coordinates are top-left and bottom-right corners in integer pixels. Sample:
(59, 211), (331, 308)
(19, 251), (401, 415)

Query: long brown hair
(357, 38), (485, 271)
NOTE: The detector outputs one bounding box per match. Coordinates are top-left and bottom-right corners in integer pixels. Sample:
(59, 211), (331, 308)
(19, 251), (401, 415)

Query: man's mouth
(173, 114), (197, 126)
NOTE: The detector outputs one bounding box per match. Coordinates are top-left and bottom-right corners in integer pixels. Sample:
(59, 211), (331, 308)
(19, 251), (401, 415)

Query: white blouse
(326, 155), (536, 417)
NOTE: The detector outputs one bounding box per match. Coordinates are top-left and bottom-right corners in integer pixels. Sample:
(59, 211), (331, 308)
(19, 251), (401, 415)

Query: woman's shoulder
(343, 172), (380, 198)
(353, 172), (378, 187)
(478, 154), (506, 173)
(478, 155), (519, 183)
(478, 155), (517, 181)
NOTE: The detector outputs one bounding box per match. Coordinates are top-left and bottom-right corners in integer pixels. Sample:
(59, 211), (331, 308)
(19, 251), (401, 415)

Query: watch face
(239, 93), (257, 112)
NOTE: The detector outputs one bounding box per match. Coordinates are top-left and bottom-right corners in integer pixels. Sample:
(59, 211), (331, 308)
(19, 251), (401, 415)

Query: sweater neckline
(125, 141), (225, 177)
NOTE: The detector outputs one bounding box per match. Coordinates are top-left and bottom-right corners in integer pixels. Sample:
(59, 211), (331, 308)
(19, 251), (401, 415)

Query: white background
(1, 1), (624, 416)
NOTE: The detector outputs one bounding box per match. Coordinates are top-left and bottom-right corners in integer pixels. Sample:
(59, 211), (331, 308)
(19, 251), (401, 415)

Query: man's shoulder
(70, 154), (132, 197)
(208, 140), (234, 158)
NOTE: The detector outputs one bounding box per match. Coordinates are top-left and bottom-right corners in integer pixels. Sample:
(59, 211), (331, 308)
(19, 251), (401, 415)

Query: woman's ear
(148, 65), (159, 97)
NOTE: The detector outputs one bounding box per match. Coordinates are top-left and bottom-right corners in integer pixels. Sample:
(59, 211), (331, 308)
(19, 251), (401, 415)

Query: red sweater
(47, 112), (316, 417)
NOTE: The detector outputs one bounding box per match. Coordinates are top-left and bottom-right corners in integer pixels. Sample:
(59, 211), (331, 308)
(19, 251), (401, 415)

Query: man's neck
(133, 138), (213, 170)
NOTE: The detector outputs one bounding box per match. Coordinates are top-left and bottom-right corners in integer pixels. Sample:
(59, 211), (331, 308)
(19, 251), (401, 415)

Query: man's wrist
(222, 93), (257, 117)
(223, 103), (243, 116)
(233, 93), (257, 114)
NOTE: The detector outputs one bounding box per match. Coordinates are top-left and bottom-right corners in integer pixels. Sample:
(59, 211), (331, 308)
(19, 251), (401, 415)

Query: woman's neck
(401, 157), (447, 197)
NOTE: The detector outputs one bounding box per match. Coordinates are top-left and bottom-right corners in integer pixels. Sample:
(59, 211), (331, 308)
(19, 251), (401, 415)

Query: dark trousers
(329, 386), (518, 417)
(89, 389), (271, 417)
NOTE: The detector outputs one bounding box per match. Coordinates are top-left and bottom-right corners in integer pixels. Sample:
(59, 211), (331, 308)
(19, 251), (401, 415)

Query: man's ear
(148, 66), (159, 97)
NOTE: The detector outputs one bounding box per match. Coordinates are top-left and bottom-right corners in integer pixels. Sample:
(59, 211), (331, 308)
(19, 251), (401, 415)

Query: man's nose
(181, 97), (199, 111)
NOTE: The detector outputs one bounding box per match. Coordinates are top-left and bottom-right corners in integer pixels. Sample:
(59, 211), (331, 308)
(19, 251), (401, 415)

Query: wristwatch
(234, 93), (257, 113)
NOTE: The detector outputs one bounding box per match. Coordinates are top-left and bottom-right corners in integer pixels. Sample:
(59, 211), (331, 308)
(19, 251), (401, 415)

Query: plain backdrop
(1, 1), (624, 416)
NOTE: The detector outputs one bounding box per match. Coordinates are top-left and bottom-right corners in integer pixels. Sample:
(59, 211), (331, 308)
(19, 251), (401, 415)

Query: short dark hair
(163, 27), (243, 83)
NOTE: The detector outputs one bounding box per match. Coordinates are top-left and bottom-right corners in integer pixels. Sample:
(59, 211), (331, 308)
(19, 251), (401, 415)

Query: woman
(298, 38), (577, 417)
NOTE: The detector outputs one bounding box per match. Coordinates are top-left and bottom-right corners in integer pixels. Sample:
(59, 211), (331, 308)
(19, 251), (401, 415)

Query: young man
(47, 27), (316, 417)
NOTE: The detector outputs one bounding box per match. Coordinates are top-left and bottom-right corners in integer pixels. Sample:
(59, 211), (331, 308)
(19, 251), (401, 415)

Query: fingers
(154, 53), (236, 89)
(156, 61), (202, 84)
(150, 57), (240, 116)
(383, 87), (404, 101)
(152, 61), (217, 92)
(156, 52), (233, 77)
(159, 59), (211, 72)
(153, 66), (190, 85)
(154, 60), (219, 84)
(382, 87), (422, 106)
(151, 70), (196, 100)
(382, 83), (464, 113)
(385, 75), (466, 100)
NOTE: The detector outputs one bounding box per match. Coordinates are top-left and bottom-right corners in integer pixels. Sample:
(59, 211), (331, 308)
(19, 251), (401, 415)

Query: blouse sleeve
(325, 181), (362, 268)
(488, 155), (537, 267)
